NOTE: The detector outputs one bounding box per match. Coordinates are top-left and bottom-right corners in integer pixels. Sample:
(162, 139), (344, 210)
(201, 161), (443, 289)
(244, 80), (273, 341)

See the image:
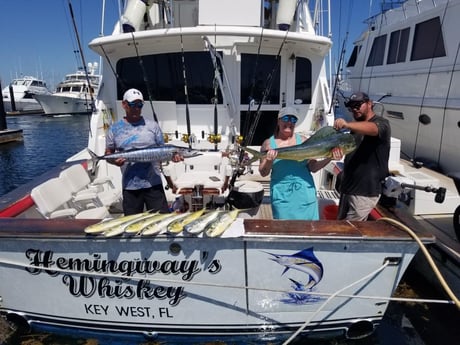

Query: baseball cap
(277, 106), (298, 119)
(123, 88), (144, 102)
(345, 91), (369, 107)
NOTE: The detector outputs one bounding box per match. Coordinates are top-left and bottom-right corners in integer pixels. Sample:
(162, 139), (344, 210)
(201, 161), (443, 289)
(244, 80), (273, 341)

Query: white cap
(123, 88), (144, 102)
(278, 106), (298, 119)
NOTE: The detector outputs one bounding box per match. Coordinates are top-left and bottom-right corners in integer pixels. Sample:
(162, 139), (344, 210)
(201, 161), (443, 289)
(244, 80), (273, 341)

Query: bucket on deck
(322, 204), (339, 220)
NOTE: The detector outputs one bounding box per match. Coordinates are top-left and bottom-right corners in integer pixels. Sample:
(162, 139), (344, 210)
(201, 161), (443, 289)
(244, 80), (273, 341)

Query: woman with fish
(258, 107), (344, 220)
(105, 89), (182, 215)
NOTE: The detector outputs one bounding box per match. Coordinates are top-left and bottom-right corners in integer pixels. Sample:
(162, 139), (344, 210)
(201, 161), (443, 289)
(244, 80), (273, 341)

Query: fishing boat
(0, 1), (457, 344)
(1, 75), (50, 113)
(339, 0), (460, 175)
(33, 63), (101, 116)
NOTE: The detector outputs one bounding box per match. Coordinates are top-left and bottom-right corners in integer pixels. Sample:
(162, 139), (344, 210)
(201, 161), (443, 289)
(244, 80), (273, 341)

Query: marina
(0, 0), (459, 344)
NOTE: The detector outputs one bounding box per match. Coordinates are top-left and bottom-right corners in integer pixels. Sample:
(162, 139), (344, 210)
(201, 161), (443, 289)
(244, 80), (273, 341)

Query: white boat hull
(0, 218), (421, 342)
(33, 93), (93, 115)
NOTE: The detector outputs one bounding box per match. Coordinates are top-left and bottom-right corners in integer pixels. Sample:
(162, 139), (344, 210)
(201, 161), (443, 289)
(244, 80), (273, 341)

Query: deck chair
(59, 164), (121, 208)
(30, 177), (109, 219)
(166, 152), (232, 194)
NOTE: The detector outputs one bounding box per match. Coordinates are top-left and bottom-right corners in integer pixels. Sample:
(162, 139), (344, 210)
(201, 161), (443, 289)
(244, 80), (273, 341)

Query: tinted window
(347, 45), (360, 67)
(295, 57), (312, 104)
(411, 17), (446, 61)
(366, 34), (387, 66)
(116, 52), (222, 104)
(240, 54), (280, 105)
(387, 27), (409, 64)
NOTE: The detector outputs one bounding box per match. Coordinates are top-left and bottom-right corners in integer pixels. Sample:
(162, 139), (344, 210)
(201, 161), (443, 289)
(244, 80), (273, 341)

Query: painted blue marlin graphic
(266, 247), (324, 290)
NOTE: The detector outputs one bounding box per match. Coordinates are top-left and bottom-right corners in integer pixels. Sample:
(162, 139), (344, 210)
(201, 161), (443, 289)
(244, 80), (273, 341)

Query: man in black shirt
(333, 92), (391, 220)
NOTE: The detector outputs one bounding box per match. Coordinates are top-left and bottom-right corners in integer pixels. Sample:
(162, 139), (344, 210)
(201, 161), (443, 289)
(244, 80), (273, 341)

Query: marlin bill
(88, 144), (201, 164)
(243, 126), (356, 163)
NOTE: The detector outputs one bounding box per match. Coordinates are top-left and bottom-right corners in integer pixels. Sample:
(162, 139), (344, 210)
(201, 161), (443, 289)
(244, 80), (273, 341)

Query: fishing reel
(207, 133), (221, 144)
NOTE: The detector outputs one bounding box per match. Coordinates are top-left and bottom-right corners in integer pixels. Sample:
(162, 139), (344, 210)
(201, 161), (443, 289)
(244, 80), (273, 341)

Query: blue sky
(0, 0), (380, 90)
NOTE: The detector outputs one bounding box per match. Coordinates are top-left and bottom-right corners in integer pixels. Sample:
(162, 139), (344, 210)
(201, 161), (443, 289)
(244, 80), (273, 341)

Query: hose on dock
(378, 217), (460, 310)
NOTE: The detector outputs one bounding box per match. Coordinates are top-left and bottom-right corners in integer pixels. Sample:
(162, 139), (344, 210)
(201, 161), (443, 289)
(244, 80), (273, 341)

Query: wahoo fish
(184, 210), (222, 235)
(205, 209), (239, 237)
(141, 212), (190, 236)
(243, 126), (356, 164)
(266, 247), (324, 289)
(88, 144), (201, 165)
(167, 209), (206, 234)
(84, 212), (151, 234)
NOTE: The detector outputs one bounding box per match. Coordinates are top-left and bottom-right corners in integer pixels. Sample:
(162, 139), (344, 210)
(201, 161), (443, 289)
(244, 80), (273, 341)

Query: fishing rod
(68, 0), (95, 114)
(179, 29), (192, 149)
(129, 32), (159, 123)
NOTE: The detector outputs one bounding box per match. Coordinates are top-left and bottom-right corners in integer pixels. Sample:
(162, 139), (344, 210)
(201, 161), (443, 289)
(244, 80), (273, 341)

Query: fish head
(177, 147), (202, 159)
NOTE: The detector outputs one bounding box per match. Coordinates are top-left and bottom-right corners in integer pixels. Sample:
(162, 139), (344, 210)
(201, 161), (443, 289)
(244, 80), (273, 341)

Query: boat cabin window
(116, 52), (222, 104)
(240, 53), (280, 105)
(387, 27), (409, 64)
(366, 34), (387, 66)
(295, 57), (312, 104)
(410, 17), (446, 61)
(240, 110), (278, 146)
(346, 46), (360, 67)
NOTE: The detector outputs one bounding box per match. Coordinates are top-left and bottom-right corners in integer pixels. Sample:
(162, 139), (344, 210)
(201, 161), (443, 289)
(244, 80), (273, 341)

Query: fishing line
(129, 32), (159, 123)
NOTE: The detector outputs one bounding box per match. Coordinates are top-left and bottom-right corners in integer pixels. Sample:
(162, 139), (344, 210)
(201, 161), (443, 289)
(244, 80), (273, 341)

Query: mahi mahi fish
(243, 126), (356, 164)
(84, 212), (151, 234)
(184, 209), (222, 235)
(141, 212), (191, 236)
(204, 209), (239, 237)
(88, 144), (201, 165)
(167, 209), (206, 234)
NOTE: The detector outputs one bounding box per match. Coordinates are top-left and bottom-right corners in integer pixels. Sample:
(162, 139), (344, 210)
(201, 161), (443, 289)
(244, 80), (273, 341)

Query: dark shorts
(122, 185), (169, 215)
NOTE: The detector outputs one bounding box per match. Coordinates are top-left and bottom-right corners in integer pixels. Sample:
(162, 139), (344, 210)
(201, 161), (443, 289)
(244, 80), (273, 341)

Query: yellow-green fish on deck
(183, 210), (222, 235)
(205, 209), (239, 237)
(141, 212), (190, 236)
(167, 209), (206, 234)
(124, 212), (171, 234)
(84, 212), (151, 234)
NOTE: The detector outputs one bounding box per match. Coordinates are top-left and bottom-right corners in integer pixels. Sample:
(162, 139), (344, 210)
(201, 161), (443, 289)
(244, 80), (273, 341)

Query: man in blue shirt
(105, 88), (171, 215)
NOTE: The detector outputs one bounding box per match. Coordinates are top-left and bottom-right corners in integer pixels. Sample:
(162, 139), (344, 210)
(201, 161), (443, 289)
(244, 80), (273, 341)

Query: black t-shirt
(340, 116), (391, 196)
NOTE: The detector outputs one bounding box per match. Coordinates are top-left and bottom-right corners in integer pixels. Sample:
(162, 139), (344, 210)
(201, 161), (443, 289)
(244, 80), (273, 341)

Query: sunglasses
(127, 101), (144, 108)
(346, 100), (365, 110)
(280, 115), (298, 124)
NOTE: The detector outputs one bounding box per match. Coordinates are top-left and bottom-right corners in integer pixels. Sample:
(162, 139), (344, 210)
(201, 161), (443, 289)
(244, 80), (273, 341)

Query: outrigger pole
(68, 0), (96, 115)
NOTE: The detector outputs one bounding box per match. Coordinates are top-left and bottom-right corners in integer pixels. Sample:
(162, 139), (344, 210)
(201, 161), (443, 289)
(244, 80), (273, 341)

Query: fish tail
(242, 146), (262, 165)
(87, 149), (102, 174)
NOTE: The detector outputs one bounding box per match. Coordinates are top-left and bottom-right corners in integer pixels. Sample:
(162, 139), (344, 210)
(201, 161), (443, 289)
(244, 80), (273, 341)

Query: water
(0, 114), (90, 197)
(0, 115), (459, 344)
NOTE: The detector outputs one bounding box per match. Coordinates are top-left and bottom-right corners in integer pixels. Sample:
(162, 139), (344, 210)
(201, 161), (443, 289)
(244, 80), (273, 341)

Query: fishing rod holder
(383, 176), (446, 204)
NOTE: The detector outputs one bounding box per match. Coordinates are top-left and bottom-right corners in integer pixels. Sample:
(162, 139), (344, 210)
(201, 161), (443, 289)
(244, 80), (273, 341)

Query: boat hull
(0, 218), (422, 342)
(33, 93), (93, 116)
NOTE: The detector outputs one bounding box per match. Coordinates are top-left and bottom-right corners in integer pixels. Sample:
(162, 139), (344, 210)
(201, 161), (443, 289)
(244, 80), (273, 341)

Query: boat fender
(276, 0), (297, 31)
(121, 0), (147, 33)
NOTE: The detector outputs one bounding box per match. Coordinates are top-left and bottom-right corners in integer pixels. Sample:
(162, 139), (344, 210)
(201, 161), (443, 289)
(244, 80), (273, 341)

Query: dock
(0, 129), (23, 144)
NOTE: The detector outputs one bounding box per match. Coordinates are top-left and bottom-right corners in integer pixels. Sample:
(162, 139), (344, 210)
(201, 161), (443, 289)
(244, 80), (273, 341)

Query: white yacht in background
(33, 63), (101, 116)
(1, 75), (50, 113)
(340, 0), (460, 174)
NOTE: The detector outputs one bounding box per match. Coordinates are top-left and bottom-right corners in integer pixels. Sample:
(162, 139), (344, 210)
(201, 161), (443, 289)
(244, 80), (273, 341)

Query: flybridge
(114, 0), (318, 34)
